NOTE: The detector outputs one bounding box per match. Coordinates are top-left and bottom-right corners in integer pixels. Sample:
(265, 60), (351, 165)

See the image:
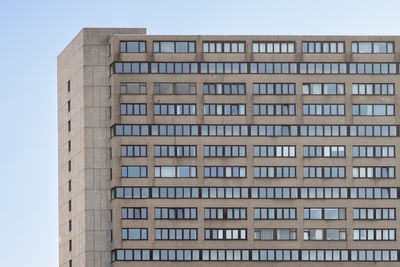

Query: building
(58, 28), (400, 267)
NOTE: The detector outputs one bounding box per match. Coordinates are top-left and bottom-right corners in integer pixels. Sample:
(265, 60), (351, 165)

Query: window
(349, 125), (397, 137)
(253, 42), (295, 53)
(253, 146), (296, 157)
(304, 208), (346, 220)
(254, 229), (297, 240)
(154, 41), (195, 53)
(121, 145), (147, 157)
(154, 83), (196, 94)
(112, 248), (399, 262)
(303, 167), (346, 178)
(254, 208), (296, 220)
(113, 62), (398, 74)
(150, 62), (198, 74)
(350, 187), (397, 199)
(349, 63), (396, 74)
(122, 228), (148, 240)
(68, 180), (71, 192)
(120, 82), (146, 94)
(300, 125), (344, 137)
(204, 166), (246, 178)
(203, 41), (245, 53)
(155, 145), (196, 157)
(113, 124), (399, 137)
(254, 167), (296, 178)
(352, 167), (395, 179)
(69, 240), (72, 251)
(299, 63), (347, 74)
(120, 104), (146, 115)
(249, 63), (296, 74)
(353, 229), (395, 241)
(69, 220), (72, 232)
(352, 41), (394, 53)
(352, 104), (394, 116)
(302, 41), (344, 53)
(67, 120), (71, 132)
(154, 166), (197, 178)
(112, 186), (398, 200)
(253, 104), (295, 116)
(68, 200), (71, 211)
(304, 229), (346, 240)
(203, 83), (245, 95)
(69, 259), (72, 267)
(155, 228), (197, 240)
(68, 140), (71, 152)
(68, 160), (71, 172)
(121, 166), (147, 178)
(352, 146), (395, 158)
(299, 188), (347, 199)
(353, 208), (396, 220)
(205, 229), (247, 240)
(303, 83), (344, 95)
(67, 80), (70, 92)
(204, 145), (246, 157)
(253, 83), (295, 95)
(350, 250), (398, 261)
(204, 208), (246, 220)
(303, 145), (345, 158)
(154, 104), (196, 115)
(352, 83), (394, 95)
(120, 41), (146, 53)
(118, 124), (199, 137)
(154, 208), (197, 220)
(204, 104), (245, 115)
(67, 100), (70, 112)
(121, 208), (147, 219)
(303, 104), (344, 116)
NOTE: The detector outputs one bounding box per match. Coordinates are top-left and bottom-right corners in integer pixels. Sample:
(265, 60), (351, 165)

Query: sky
(1, 0), (400, 266)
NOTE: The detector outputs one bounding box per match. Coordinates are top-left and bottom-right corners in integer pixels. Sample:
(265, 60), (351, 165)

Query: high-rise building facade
(58, 28), (400, 267)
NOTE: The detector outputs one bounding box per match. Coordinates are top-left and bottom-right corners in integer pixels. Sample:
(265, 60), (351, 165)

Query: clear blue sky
(0, 0), (399, 266)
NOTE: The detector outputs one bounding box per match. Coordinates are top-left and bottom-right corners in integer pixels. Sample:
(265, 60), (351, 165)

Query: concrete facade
(58, 28), (146, 267)
(59, 28), (400, 266)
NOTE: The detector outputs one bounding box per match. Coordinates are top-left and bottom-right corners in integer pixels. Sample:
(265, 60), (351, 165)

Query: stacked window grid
(110, 36), (400, 267)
